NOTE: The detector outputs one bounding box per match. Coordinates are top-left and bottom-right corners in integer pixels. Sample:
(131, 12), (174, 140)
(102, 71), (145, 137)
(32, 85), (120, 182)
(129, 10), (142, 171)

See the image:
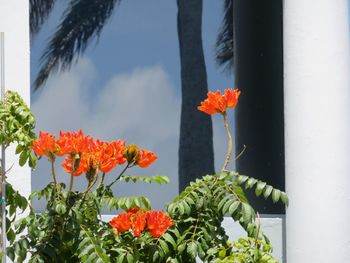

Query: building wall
(0, 1), (31, 198)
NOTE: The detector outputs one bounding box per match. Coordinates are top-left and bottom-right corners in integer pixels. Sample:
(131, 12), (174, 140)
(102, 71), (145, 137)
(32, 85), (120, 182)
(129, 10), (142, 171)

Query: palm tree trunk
(234, 0), (285, 214)
(177, 0), (215, 191)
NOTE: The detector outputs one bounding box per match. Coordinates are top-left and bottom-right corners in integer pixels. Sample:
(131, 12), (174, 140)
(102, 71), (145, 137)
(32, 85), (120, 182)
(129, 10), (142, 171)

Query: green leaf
(232, 186), (249, 203)
(222, 199), (235, 215)
(28, 154), (37, 168)
(187, 241), (197, 259)
(116, 254), (125, 263)
(126, 254), (134, 263)
(178, 203), (185, 215)
(229, 201), (240, 216)
(78, 225), (110, 263)
(177, 243), (186, 254)
(280, 191), (289, 206)
(218, 195), (231, 212)
(162, 233), (177, 249)
(19, 151), (28, 167)
(245, 178), (258, 189)
(236, 175), (249, 184)
(272, 189), (281, 203)
(255, 181), (267, 197)
(182, 201), (191, 215)
(159, 239), (169, 255)
(218, 248), (226, 259)
(15, 144), (24, 154)
(55, 203), (66, 215)
(241, 203), (255, 225)
(263, 185), (273, 199)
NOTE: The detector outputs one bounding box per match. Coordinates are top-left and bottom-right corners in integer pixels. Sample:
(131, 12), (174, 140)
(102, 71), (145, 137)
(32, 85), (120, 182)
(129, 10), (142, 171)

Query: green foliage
(0, 90), (37, 263)
(235, 174), (289, 206)
(1, 91), (287, 263)
(161, 171), (285, 262)
(5, 182), (31, 245)
(0, 90), (37, 168)
(215, 237), (279, 263)
(5, 166), (286, 263)
(78, 225), (110, 263)
(120, 175), (170, 185)
(97, 185), (152, 210)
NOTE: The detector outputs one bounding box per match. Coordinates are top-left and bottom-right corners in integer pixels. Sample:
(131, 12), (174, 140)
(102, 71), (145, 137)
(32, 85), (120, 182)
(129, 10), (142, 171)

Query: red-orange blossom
(198, 89), (240, 115)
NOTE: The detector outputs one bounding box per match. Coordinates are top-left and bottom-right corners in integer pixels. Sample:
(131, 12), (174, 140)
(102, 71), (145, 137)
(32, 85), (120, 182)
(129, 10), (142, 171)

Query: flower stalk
(49, 157), (60, 193)
(68, 154), (77, 193)
(108, 163), (130, 188)
(222, 112), (233, 171)
(97, 172), (106, 189)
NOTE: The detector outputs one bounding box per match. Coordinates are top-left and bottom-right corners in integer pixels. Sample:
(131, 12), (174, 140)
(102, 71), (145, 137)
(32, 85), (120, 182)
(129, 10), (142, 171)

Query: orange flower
(56, 130), (91, 156)
(137, 149), (158, 168)
(224, 89), (240, 108)
(99, 140), (126, 173)
(109, 209), (174, 238)
(198, 89), (241, 115)
(127, 207), (140, 214)
(61, 155), (87, 176)
(109, 212), (133, 233)
(31, 131), (57, 157)
(131, 211), (147, 237)
(109, 208), (147, 237)
(146, 211), (174, 238)
(82, 139), (126, 174)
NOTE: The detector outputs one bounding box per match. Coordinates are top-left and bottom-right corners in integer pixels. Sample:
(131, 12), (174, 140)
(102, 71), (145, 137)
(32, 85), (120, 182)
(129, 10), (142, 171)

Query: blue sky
(30, 1), (234, 211)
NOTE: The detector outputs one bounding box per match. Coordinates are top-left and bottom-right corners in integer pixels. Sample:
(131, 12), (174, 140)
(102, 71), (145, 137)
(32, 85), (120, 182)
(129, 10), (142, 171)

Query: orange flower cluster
(198, 89), (241, 115)
(31, 130), (157, 176)
(109, 208), (174, 238)
(31, 131), (57, 157)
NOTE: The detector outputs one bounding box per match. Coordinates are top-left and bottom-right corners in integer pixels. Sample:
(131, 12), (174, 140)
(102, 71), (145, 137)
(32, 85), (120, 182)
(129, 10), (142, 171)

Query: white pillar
(284, 1), (350, 262)
(0, 1), (31, 198)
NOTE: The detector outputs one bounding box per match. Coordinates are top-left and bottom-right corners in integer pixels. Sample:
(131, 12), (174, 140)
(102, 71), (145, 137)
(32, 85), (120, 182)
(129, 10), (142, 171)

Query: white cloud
(31, 57), (231, 211)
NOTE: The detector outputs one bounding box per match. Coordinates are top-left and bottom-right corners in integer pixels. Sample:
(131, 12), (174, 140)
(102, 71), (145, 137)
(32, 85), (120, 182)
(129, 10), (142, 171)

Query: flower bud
(124, 144), (140, 164)
(73, 153), (81, 171)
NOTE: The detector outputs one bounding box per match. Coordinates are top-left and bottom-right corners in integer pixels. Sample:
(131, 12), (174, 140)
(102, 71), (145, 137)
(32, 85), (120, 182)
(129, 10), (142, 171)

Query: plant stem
(50, 158), (60, 193)
(107, 164), (130, 188)
(84, 171), (99, 194)
(222, 112), (233, 171)
(96, 172), (106, 189)
(68, 155), (76, 193)
(80, 171), (99, 207)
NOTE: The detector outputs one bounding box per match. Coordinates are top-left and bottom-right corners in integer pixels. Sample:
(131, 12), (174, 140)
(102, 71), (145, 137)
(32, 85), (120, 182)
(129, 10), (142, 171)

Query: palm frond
(34, 0), (120, 89)
(30, 0), (57, 35)
(216, 0), (233, 72)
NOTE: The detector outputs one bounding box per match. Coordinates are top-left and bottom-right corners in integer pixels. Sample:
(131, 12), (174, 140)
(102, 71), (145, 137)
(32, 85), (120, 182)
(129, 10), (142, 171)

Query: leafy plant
(0, 90), (37, 167)
(2, 89), (287, 263)
(215, 237), (279, 263)
(0, 91), (36, 261)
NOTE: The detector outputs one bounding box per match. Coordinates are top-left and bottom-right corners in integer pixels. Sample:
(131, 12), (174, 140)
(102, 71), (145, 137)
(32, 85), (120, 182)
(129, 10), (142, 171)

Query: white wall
(284, 0), (350, 262)
(0, 1), (31, 198)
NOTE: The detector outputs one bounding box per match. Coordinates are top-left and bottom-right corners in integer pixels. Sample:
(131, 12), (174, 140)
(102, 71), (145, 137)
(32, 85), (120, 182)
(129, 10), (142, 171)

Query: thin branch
(222, 112), (233, 171)
(96, 172), (106, 189)
(50, 157), (60, 194)
(107, 164), (130, 188)
(235, 144), (246, 161)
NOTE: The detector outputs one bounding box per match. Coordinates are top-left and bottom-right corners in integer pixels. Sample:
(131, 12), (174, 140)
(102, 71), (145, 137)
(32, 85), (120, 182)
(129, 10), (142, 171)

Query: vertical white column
(0, 1), (31, 198)
(284, 1), (350, 262)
